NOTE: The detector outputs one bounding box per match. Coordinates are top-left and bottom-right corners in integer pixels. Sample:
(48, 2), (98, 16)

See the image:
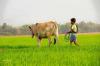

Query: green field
(0, 34), (100, 66)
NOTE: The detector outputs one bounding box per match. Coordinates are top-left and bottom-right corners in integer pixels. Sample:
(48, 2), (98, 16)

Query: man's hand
(67, 29), (77, 33)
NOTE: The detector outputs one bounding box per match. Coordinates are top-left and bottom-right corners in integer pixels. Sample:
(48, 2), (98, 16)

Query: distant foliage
(0, 21), (100, 35)
(0, 23), (17, 35)
(19, 25), (31, 35)
(59, 21), (100, 33)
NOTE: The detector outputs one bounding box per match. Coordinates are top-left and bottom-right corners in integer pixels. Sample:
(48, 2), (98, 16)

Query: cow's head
(29, 25), (35, 38)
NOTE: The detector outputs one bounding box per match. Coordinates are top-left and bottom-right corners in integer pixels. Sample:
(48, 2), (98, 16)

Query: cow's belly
(37, 31), (53, 39)
(38, 34), (48, 40)
(41, 36), (48, 38)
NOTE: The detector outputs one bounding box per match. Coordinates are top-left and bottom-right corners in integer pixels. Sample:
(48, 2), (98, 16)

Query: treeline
(0, 23), (30, 35)
(59, 21), (100, 34)
(0, 21), (100, 35)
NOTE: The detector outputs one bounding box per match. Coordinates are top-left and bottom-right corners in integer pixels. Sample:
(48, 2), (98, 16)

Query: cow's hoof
(54, 38), (56, 44)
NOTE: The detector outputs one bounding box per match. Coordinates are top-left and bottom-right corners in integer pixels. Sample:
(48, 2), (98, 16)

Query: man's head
(70, 18), (76, 24)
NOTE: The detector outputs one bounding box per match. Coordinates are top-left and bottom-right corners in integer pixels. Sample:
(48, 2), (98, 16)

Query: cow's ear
(36, 23), (39, 26)
(29, 26), (32, 31)
(29, 26), (31, 29)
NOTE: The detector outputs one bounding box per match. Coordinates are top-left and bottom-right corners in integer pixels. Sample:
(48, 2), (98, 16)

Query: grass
(0, 34), (100, 66)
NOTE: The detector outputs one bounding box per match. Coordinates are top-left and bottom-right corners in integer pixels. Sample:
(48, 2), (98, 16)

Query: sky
(0, 0), (100, 26)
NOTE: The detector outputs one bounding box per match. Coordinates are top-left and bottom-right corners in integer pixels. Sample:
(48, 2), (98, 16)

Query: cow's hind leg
(54, 30), (58, 44)
(48, 37), (52, 47)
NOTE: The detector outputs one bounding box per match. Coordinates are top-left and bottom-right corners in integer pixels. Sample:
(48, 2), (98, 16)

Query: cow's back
(35, 21), (58, 36)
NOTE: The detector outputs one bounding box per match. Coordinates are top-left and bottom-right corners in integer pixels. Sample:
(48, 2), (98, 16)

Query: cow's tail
(53, 22), (58, 44)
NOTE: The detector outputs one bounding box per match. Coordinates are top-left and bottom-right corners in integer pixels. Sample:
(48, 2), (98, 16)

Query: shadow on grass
(0, 45), (37, 49)
(0, 45), (81, 51)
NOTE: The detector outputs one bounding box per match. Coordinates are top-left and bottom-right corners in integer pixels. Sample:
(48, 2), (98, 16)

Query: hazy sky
(0, 0), (100, 26)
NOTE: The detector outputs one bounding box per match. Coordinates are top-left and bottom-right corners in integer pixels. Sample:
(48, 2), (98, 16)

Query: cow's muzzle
(32, 32), (34, 38)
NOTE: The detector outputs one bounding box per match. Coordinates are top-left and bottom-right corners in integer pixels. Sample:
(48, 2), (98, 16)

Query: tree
(19, 25), (30, 35)
(2, 23), (7, 29)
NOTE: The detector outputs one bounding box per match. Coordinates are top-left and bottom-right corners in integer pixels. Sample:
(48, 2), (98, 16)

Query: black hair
(71, 18), (76, 22)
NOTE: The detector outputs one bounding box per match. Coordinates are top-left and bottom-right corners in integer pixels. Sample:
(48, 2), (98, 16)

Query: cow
(29, 21), (58, 47)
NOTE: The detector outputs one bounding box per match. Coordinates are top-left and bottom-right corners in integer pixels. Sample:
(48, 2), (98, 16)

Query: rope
(64, 33), (70, 42)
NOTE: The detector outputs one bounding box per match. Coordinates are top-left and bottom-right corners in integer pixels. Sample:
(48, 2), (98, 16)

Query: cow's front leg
(37, 37), (41, 47)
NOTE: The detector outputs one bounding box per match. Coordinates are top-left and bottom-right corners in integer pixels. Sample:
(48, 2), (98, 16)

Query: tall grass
(0, 34), (100, 66)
